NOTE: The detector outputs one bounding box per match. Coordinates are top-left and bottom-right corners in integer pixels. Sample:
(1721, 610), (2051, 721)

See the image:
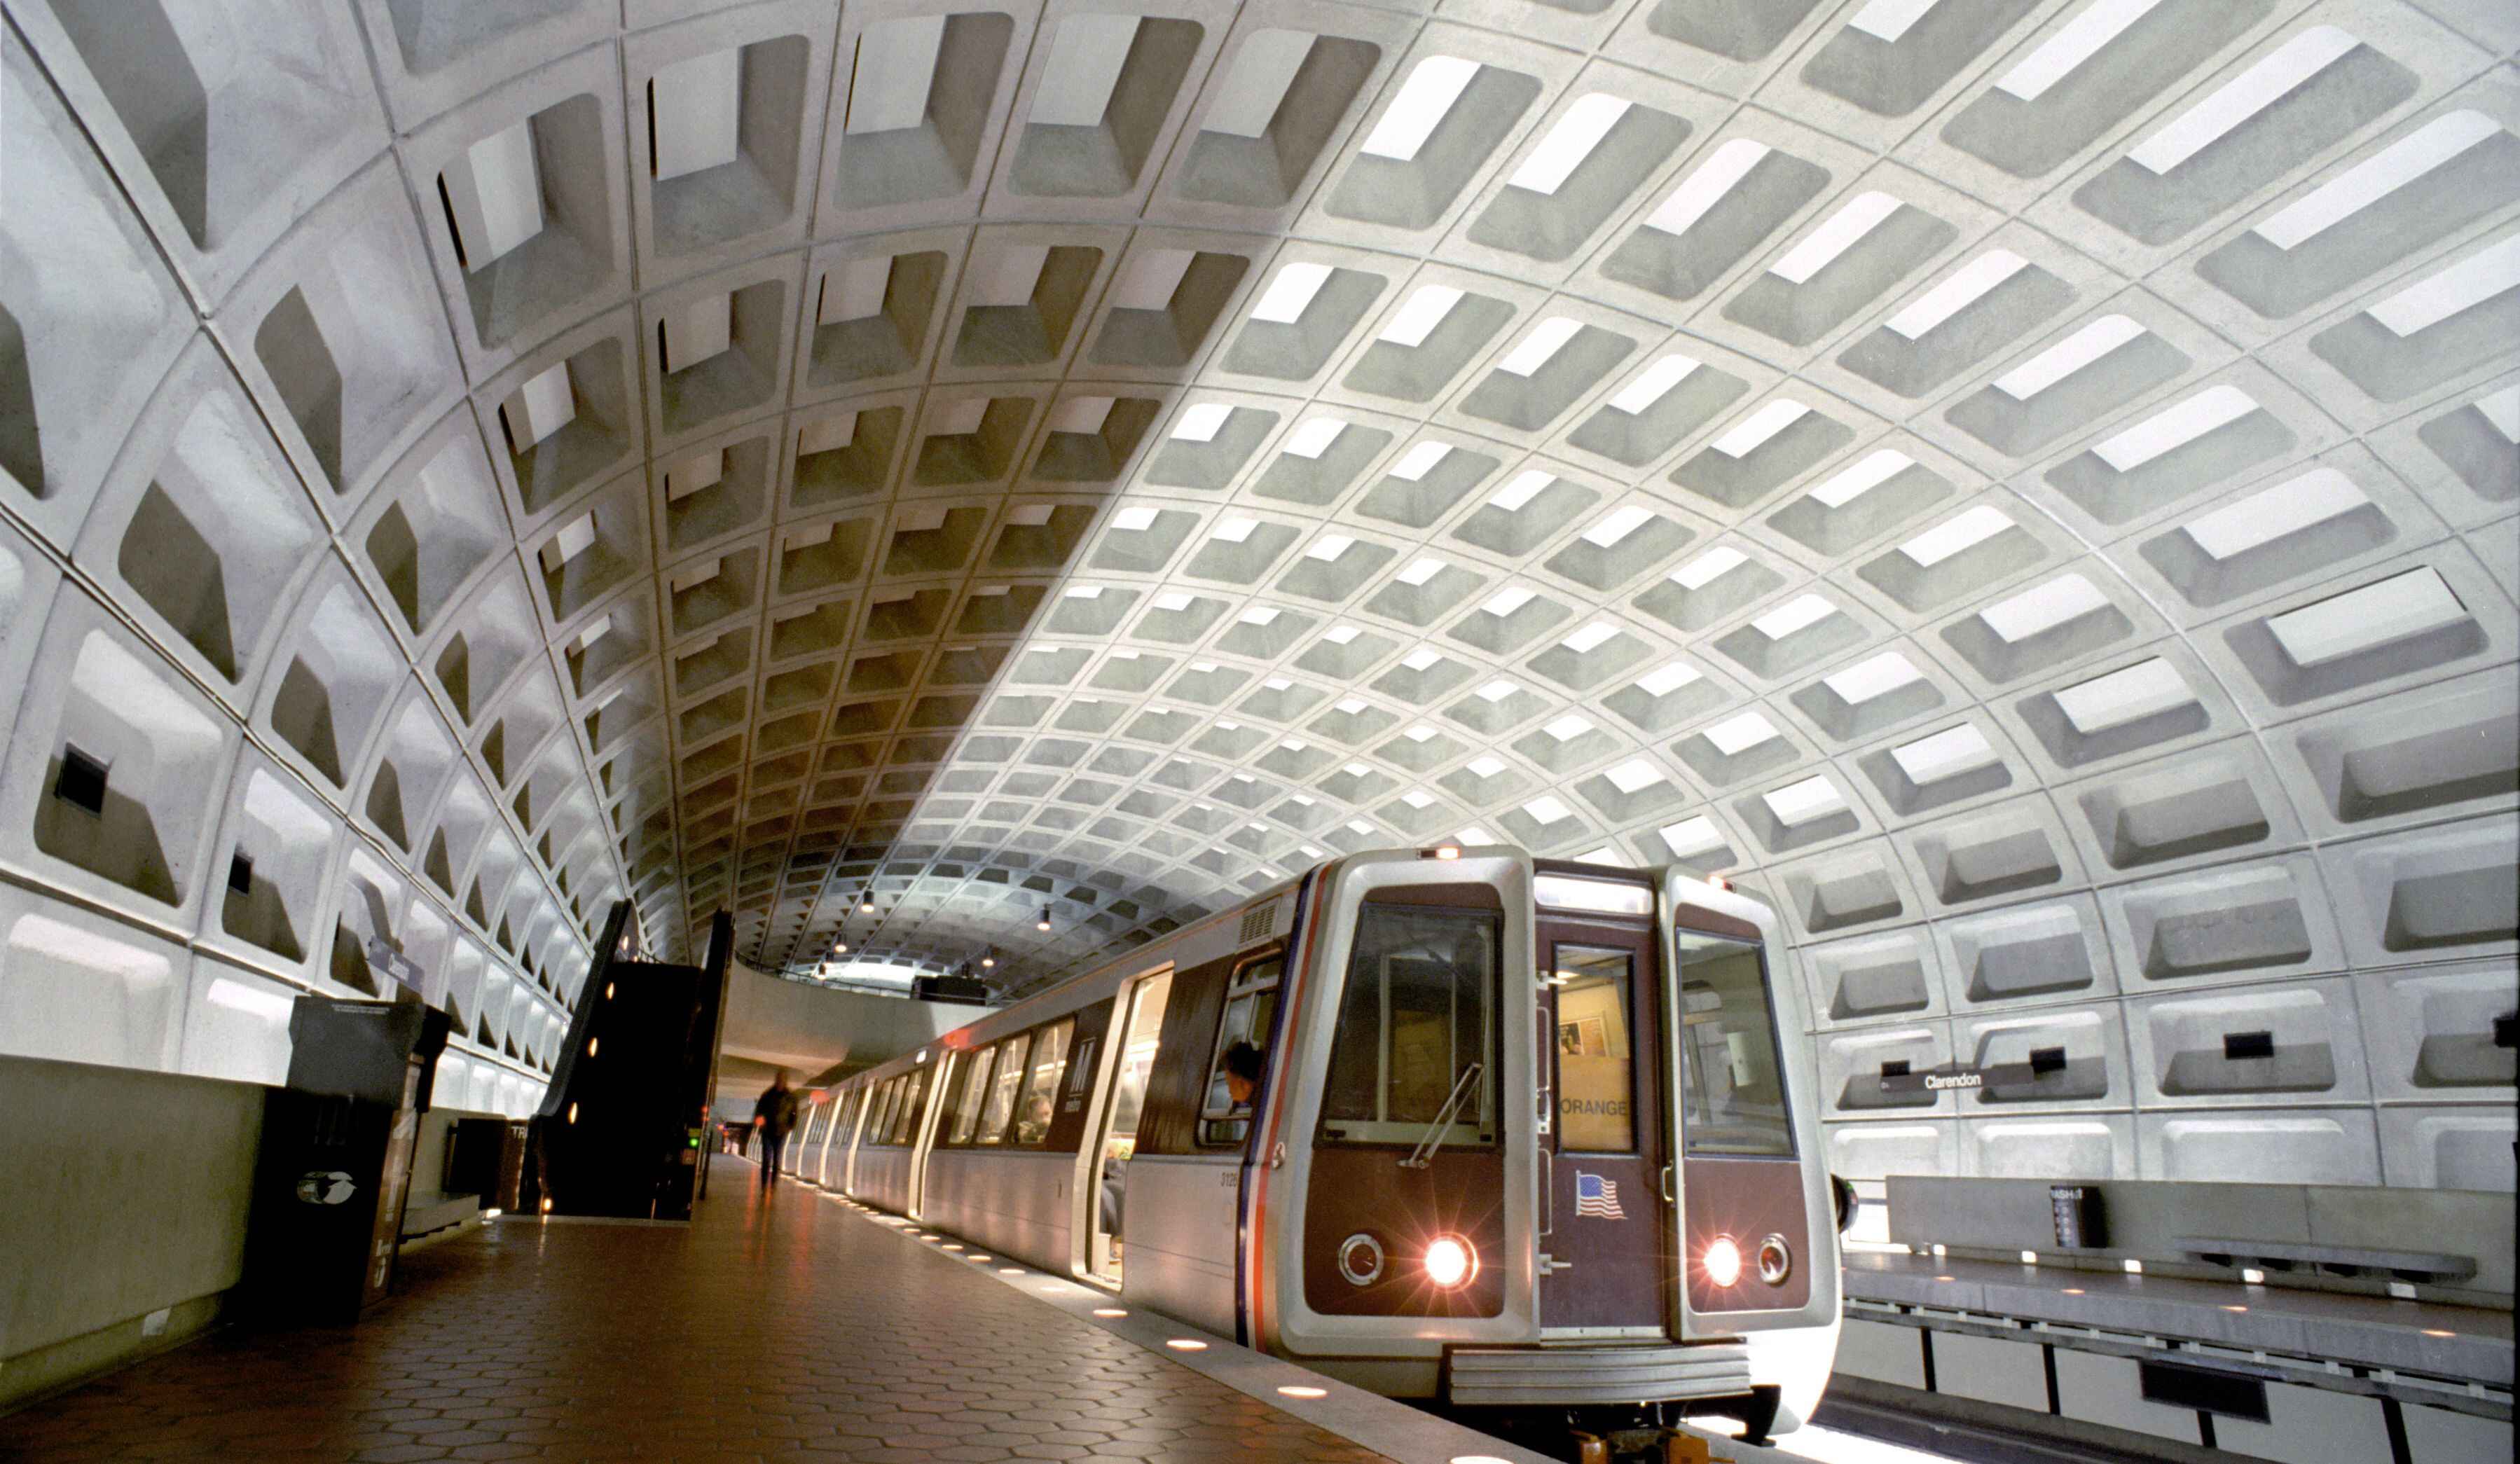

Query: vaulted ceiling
(3, 0), (2513, 1048)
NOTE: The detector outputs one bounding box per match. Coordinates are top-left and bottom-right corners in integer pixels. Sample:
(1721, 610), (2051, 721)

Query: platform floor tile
(2, 1163), (1402, 1462)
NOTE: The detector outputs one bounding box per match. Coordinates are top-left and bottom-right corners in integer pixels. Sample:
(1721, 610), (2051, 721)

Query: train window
(1551, 946), (1635, 1152)
(947, 1047), (996, 1146)
(889, 1068), (930, 1146)
(863, 1080), (894, 1147)
(1012, 1019), (1071, 1146)
(1675, 932), (1794, 1157)
(977, 1032), (1031, 1144)
(865, 1080), (890, 1147)
(1197, 957), (1283, 1147)
(1320, 904), (1499, 1148)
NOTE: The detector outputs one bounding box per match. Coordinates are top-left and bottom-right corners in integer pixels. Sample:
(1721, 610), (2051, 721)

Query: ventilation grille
(1239, 901), (1280, 946)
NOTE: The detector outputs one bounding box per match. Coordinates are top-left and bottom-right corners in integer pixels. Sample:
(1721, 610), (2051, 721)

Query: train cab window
(977, 1033), (1031, 1144)
(947, 1047), (996, 1145)
(1675, 932), (1793, 1156)
(1321, 904), (1500, 1148)
(1552, 946), (1636, 1152)
(1198, 957), (1283, 1147)
(1012, 1019), (1071, 1146)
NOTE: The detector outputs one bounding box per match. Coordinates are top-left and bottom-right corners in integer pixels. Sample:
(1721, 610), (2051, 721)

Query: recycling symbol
(298, 1170), (357, 1205)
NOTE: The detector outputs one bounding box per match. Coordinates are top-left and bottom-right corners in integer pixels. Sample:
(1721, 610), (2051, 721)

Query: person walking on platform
(753, 1072), (799, 1191)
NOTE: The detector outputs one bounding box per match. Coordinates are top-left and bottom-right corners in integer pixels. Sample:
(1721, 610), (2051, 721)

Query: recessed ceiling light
(1249, 261), (1331, 323)
(1360, 55), (1478, 161)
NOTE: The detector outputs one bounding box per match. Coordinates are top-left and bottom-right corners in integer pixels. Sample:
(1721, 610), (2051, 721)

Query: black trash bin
(242, 994), (450, 1326)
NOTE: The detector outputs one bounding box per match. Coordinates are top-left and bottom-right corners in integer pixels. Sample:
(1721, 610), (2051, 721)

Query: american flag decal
(1574, 1171), (1625, 1220)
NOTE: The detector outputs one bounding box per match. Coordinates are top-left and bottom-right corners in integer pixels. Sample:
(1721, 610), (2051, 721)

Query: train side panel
(851, 1145), (913, 1212)
(921, 1149), (1072, 1271)
(1115, 1152), (1241, 1335)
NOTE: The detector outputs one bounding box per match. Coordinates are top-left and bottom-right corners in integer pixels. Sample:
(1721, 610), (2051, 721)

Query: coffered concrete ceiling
(1, 0), (2513, 1159)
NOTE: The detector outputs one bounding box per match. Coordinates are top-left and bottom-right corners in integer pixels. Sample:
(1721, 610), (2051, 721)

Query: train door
(795, 1101), (825, 1183)
(821, 1089), (851, 1179)
(1084, 969), (1173, 1283)
(829, 1089), (862, 1182)
(847, 1078), (892, 1194)
(840, 1086), (868, 1189)
(908, 1056), (944, 1218)
(1536, 914), (1669, 1335)
(1660, 903), (1835, 1343)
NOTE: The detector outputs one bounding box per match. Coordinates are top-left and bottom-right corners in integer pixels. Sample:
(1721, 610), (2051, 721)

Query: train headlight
(1757, 1234), (1793, 1286)
(1423, 1235), (1478, 1289)
(1702, 1235), (1743, 1288)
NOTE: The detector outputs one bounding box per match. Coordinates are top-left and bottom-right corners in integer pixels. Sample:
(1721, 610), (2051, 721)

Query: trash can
(242, 994), (451, 1326)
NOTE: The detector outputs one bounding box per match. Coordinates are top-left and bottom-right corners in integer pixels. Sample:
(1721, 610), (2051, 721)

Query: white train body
(790, 849), (1841, 1434)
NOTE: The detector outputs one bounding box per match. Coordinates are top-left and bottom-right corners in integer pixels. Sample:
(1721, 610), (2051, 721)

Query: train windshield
(1674, 932), (1794, 1156)
(1320, 902), (1500, 1148)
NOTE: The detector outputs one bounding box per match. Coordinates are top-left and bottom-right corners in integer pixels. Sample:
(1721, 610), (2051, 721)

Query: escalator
(523, 904), (735, 1220)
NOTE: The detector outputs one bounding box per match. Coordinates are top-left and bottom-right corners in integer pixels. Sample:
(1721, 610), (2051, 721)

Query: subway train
(785, 847), (1846, 1441)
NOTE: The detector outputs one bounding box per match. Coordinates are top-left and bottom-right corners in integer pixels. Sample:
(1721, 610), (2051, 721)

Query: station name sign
(364, 937), (426, 989)
(1879, 1060), (2034, 1093)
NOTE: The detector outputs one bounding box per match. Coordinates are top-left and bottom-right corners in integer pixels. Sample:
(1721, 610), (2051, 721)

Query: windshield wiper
(1400, 1061), (1484, 1170)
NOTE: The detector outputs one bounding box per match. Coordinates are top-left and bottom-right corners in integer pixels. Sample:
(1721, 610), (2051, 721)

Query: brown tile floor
(4, 1161), (1393, 1463)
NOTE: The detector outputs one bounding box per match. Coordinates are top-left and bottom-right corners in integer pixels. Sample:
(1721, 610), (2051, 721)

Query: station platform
(1835, 1248), (2513, 1463)
(0, 1156), (1559, 1464)
(1843, 1248), (2515, 1388)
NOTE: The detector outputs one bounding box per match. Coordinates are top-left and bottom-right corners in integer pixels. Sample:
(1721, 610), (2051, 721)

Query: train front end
(1249, 848), (1838, 1442)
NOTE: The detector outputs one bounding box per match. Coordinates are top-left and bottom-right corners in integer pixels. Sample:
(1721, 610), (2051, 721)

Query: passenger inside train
(1220, 1040), (1265, 1112)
